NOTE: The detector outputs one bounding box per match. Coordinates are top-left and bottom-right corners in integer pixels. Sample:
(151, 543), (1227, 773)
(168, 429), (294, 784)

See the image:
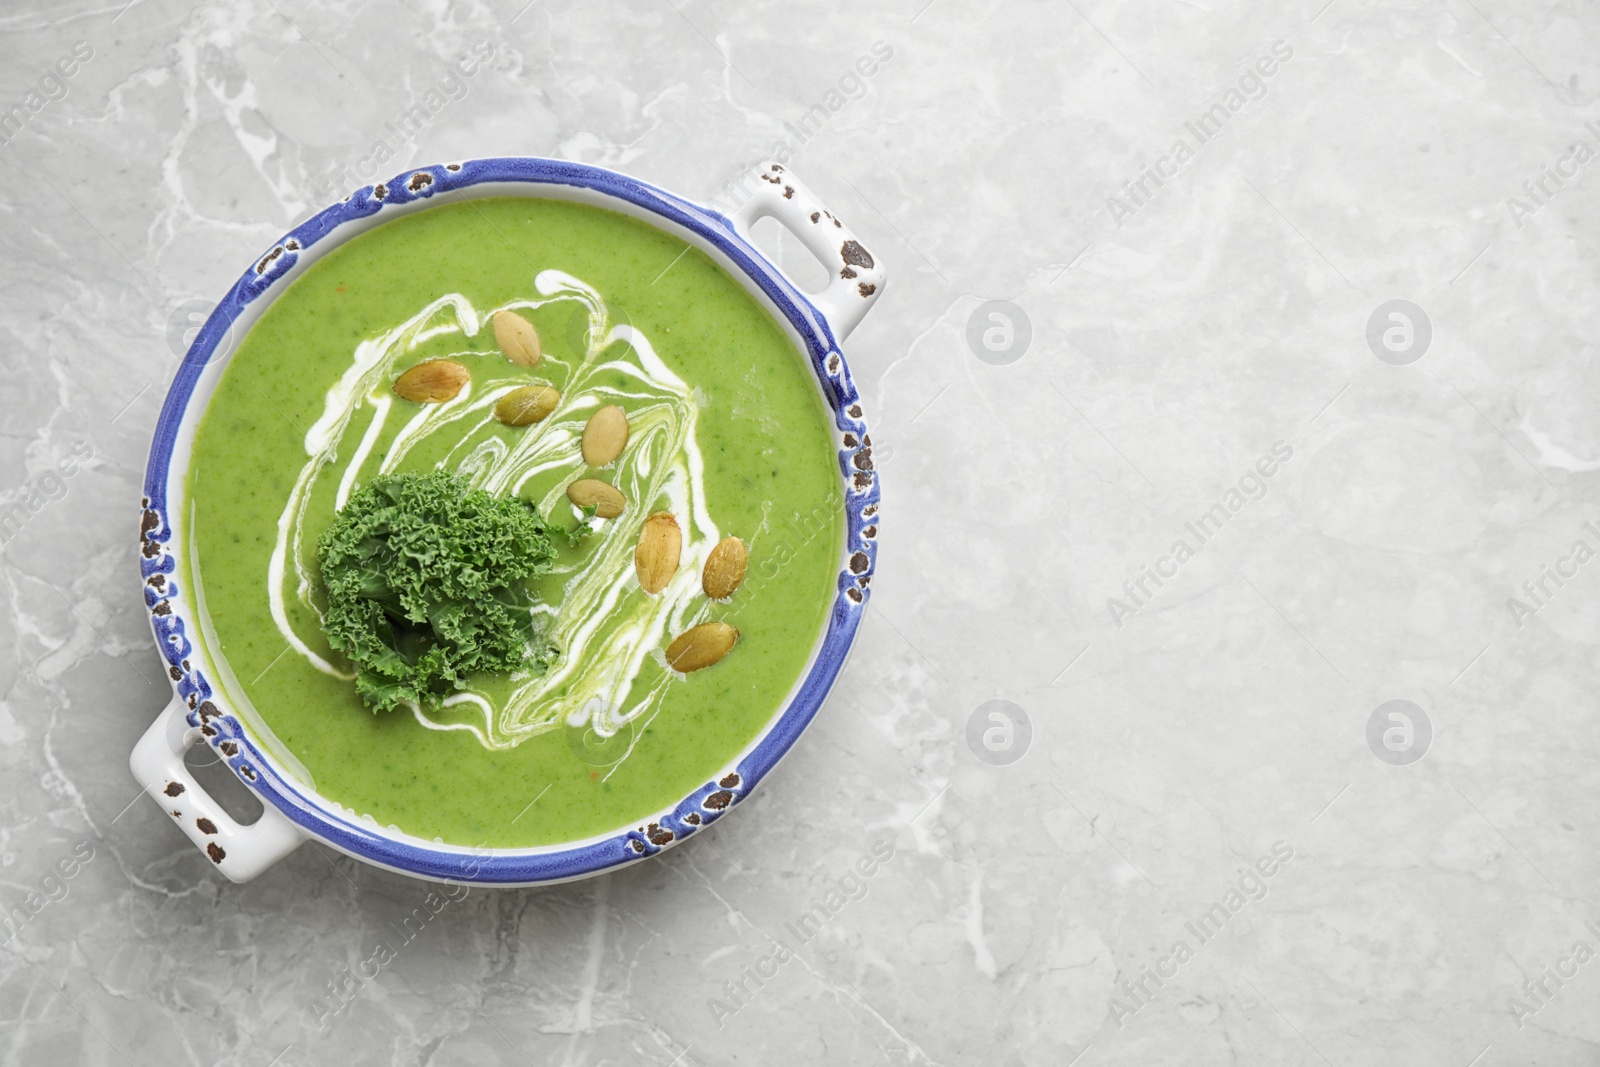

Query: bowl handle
(129, 697), (304, 882)
(729, 163), (886, 341)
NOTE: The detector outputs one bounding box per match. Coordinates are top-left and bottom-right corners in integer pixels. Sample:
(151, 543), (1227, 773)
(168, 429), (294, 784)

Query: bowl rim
(138, 157), (880, 885)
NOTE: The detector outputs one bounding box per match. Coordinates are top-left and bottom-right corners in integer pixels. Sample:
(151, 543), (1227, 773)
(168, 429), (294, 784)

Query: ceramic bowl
(129, 158), (883, 885)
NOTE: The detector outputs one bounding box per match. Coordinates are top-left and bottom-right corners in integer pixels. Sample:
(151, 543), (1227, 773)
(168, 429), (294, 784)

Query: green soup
(186, 197), (842, 847)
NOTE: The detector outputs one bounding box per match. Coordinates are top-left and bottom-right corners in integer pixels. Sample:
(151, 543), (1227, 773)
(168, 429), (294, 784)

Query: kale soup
(184, 197), (842, 848)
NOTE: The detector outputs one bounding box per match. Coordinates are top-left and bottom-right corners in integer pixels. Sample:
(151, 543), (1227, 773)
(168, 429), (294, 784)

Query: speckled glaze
(131, 158), (883, 885)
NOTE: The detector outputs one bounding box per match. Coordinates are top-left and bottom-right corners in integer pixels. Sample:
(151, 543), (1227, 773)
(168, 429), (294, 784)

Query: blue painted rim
(138, 158), (879, 885)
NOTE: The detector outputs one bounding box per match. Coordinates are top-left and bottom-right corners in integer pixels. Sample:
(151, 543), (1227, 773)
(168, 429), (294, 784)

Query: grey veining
(2, 0), (1599, 1064)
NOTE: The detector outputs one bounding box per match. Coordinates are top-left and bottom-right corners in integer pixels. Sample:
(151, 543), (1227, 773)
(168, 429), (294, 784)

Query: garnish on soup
(316, 470), (557, 712)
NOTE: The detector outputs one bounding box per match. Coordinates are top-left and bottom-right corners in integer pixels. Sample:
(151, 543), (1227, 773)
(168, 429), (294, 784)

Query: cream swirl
(268, 270), (716, 752)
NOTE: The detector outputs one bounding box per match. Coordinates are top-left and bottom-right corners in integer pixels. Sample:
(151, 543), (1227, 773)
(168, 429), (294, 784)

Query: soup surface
(186, 196), (842, 847)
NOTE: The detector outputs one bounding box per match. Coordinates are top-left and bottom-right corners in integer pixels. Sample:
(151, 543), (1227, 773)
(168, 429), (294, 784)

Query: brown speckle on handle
(646, 823), (674, 845)
(853, 451), (873, 471)
(809, 211), (820, 223)
(152, 602), (171, 616)
(782, 185), (794, 199)
(240, 765), (257, 781)
(206, 843), (226, 864)
(200, 724), (216, 737)
(629, 839), (646, 854)
(408, 172), (434, 192)
(285, 239), (300, 251)
(704, 790), (732, 811)
(840, 240), (874, 270)
(374, 183), (388, 199)
(685, 812), (701, 825)
(864, 525), (877, 538)
(850, 552), (869, 574)
(843, 433), (858, 448)
(220, 741), (238, 757)
(858, 282), (877, 297)
(847, 587), (863, 603)
(164, 782), (185, 797)
(168, 666), (182, 681)
(840, 266), (857, 279)
(853, 471), (873, 490)
(196, 817), (217, 835)
(848, 404), (863, 418)
(140, 510), (160, 536)
(446, 162), (462, 172)
(198, 701), (220, 722)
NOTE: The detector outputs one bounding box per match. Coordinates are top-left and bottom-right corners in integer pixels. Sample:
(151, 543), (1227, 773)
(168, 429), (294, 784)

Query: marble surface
(2, 0), (1599, 1063)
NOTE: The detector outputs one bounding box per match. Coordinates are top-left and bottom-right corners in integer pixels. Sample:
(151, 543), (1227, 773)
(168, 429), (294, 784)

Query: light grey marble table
(3, 0), (1599, 1064)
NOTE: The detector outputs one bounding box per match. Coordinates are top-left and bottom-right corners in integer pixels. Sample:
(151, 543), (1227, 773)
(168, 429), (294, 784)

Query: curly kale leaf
(564, 503), (599, 549)
(316, 470), (557, 712)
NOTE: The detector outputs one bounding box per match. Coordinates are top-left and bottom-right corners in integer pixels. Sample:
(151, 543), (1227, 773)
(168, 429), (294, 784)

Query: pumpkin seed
(393, 360), (470, 403)
(634, 512), (682, 595)
(702, 536), (748, 600)
(495, 385), (560, 426)
(582, 405), (629, 466)
(566, 478), (626, 519)
(492, 310), (541, 367)
(666, 622), (739, 673)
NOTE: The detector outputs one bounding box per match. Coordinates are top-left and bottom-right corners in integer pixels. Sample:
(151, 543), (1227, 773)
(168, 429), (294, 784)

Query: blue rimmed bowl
(129, 158), (884, 885)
